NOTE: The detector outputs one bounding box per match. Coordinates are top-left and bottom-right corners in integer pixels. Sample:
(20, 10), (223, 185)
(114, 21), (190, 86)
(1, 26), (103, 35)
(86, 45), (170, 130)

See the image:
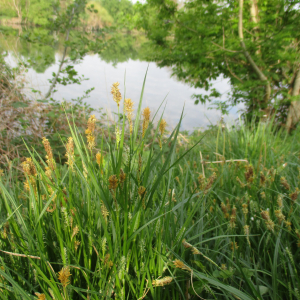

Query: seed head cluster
(85, 115), (97, 150)
(142, 107), (151, 137)
(111, 82), (122, 107)
(58, 266), (71, 288)
(124, 98), (134, 134)
(65, 137), (75, 171)
(42, 137), (56, 171)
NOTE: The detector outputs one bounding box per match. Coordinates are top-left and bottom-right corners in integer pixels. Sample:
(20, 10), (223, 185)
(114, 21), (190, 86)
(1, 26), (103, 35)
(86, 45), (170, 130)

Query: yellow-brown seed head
(138, 186), (146, 198)
(96, 152), (102, 167)
(277, 195), (283, 209)
(124, 98), (134, 134)
(290, 188), (299, 202)
(285, 221), (292, 231)
(275, 209), (285, 224)
(182, 239), (192, 249)
(42, 137), (56, 171)
(85, 115), (97, 150)
(58, 266), (71, 288)
(159, 119), (167, 136)
(119, 168), (126, 184)
(74, 240), (80, 251)
(65, 137), (75, 171)
(108, 175), (118, 190)
(21, 158), (37, 177)
(111, 82), (122, 107)
(124, 98), (134, 115)
(244, 225), (250, 236)
(101, 200), (109, 223)
(280, 177), (290, 190)
(35, 293), (46, 300)
(173, 259), (191, 272)
(142, 107), (151, 137)
(86, 115), (97, 134)
(244, 164), (254, 185)
(230, 241), (239, 251)
(261, 210), (270, 221)
(71, 225), (79, 240)
(152, 276), (173, 287)
(242, 203), (248, 215)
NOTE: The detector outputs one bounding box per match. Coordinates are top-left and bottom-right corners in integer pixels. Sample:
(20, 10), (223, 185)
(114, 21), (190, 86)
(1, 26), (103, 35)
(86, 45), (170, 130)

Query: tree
(136, 0), (300, 128)
(99, 0), (133, 22)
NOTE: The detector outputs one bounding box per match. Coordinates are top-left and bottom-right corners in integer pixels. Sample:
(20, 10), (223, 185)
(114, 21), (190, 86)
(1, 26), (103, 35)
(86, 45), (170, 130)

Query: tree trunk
(286, 68), (300, 130)
(238, 0), (271, 104)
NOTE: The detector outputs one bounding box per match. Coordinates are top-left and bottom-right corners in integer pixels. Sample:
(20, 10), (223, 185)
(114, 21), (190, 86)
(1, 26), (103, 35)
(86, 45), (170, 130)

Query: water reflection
(2, 26), (241, 130)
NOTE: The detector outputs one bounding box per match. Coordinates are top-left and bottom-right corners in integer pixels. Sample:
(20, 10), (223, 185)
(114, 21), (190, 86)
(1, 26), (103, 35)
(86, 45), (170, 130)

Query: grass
(0, 79), (300, 299)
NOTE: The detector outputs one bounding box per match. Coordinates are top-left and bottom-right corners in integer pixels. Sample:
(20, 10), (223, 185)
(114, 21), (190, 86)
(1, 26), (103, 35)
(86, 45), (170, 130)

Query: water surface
(3, 28), (242, 130)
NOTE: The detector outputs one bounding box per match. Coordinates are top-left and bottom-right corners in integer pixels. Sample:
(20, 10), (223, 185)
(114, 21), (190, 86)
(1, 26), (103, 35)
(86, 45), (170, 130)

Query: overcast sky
(131, 0), (146, 3)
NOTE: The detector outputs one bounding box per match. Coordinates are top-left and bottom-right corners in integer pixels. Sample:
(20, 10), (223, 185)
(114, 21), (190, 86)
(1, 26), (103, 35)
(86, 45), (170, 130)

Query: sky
(131, 0), (146, 3)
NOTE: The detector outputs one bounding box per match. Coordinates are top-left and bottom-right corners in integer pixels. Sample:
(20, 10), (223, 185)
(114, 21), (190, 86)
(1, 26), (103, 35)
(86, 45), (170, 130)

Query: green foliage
(136, 0), (300, 123)
(85, 1), (114, 27)
(0, 0), (18, 18)
(21, 0), (56, 26)
(99, 0), (133, 24)
(1, 77), (300, 299)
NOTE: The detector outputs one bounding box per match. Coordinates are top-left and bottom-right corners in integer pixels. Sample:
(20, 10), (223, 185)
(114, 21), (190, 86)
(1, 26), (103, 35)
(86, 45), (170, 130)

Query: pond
(1, 27), (242, 131)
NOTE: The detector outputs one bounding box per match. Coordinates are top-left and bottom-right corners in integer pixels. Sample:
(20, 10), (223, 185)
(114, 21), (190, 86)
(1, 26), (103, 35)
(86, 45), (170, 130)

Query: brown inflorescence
(230, 241), (239, 251)
(58, 266), (71, 288)
(85, 115), (97, 150)
(138, 186), (147, 209)
(173, 259), (192, 272)
(244, 225), (251, 246)
(221, 202), (229, 219)
(65, 137), (75, 171)
(280, 177), (290, 190)
(158, 119), (167, 148)
(119, 168), (126, 186)
(21, 157), (37, 177)
(260, 171), (266, 187)
(111, 82), (122, 107)
(289, 188), (299, 203)
(275, 209), (286, 224)
(142, 107), (151, 138)
(42, 137), (56, 171)
(35, 293), (46, 300)
(204, 172), (217, 194)
(101, 200), (109, 224)
(261, 210), (275, 232)
(236, 176), (246, 188)
(96, 152), (102, 167)
(124, 98), (134, 134)
(244, 164), (254, 184)
(152, 276), (173, 287)
(21, 158), (37, 192)
(108, 175), (118, 191)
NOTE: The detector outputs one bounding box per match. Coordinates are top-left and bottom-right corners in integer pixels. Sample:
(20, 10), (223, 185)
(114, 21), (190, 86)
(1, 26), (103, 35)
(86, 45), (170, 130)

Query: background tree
(99, 0), (133, 24)
(136, 0), (300, 128)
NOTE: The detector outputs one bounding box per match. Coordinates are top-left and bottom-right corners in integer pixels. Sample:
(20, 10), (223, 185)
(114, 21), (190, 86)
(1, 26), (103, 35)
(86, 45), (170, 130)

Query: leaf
(253, 285), (269, 296)
(213, 269), (234, 279)
(193, 260), (206, 271)
(12, 101), (29, 108)
(189, 280), (208, 295)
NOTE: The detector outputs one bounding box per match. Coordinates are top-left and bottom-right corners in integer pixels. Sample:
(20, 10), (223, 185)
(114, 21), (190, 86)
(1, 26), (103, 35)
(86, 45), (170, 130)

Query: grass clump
(0, 80), (300, 299)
